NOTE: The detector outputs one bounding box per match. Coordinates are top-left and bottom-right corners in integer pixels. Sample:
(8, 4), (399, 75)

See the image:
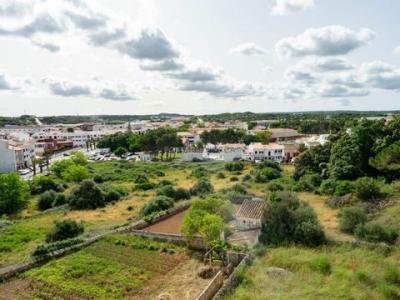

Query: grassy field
(0, 234), (209, 300)
(226, 244), (400, 300)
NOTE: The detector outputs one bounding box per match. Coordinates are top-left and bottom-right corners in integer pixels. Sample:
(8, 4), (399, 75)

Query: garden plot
(0, 234), (210, 300)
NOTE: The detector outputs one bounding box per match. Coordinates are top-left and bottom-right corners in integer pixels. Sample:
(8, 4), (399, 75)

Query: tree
(114, 146), (127, 157)
(369, 141), (400, 179)
(29, 176), (59, 194)
(329, 134), (363, 180)
(255, 130), (272, 145)
(46, 219), (84, 242)
(51, 159), (75, 178)
(190, 178), (214, 196)
(68, 180), (105, 209)
(70, 152), (88, 166)
(353, 177), (382, 201)
(0, 172), (28, 215)
(62, 164), (89, 182)
(259, 192), (326, 247)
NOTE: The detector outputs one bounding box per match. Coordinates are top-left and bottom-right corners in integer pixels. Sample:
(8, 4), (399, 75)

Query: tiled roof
(236, 199), (264, 220)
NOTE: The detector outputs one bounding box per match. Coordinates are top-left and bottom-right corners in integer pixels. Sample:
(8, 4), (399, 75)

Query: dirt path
(297, 192), (353, 241)
(144, 210), (187, 234)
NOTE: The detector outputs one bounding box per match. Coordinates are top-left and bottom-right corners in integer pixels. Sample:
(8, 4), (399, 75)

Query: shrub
(319, 179), (337, 195)
(0, 173), (28, 215)
(231, 184), (247, 195)
(242, 174), (252, 182)
(259, 192), (326, 247)
(156, 180), (174, 188)
(134, 174), (149, 184)
(104, 189), (121, 203)
(295, 174), (322, 192)
(32, 238), (84, 261)
(216, 172), (226, 179)
(53, 193), (66, 207)
(310, 256), (331, 274)
(266, 181), (284, 192)
(46, 220), (84, 242)
(68, 180), (105, 210)
(156, 185), (176, 198)
(174, 188), (191, 200)
(135, 182), (155, 190)
(354, 177), (382, 201)
(62, 165), (89, 182)
(140, 195), (174, 217)
(334, 181), (354, 197)
(225, 162), (244, 172)
(190, 179), (214, 196)
(339, 207), (367, 233)
(38, 190), (57, 210)
(258, 160), (282, 171)
(191, 167), (209, 179)
(230, 176), (239, 182)
(254, 167), (281, 183)
(355, 223), (398, 244)
(93, 175), (104, 183)
(384, 265), (400, 285)
(30, 176), (59, 194)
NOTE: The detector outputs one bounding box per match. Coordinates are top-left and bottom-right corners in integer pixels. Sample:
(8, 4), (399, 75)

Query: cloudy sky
(0, 0), (400, 116)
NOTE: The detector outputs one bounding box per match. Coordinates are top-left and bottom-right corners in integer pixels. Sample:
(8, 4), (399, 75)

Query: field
(226, 244), (400, 300)
(0, 234), (210, 300)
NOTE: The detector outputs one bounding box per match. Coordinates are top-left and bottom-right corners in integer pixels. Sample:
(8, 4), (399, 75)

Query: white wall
(0, 140), (17, 173)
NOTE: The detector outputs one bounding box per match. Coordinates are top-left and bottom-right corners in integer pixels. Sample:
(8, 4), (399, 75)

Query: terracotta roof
(236, 199), (264, 220)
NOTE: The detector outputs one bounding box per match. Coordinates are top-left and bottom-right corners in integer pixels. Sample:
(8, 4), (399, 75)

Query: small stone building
(235, 198), (264, 230)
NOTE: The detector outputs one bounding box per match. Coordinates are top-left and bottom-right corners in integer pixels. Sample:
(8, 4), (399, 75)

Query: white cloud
(42, 77), (92, 97)
(229, 42), (269, 56)
(263, 65), (274, 72)
(275, 26), (375, 57)
(393, 46), (400, 56)
(359, 61), (400, 90)
(271, 0), (314, 16)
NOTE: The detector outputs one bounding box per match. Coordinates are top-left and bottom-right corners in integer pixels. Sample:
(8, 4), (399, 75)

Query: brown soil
(0, 278), (34, 300)
(144, 210), (188, 234)
(131, 256), (211, 300)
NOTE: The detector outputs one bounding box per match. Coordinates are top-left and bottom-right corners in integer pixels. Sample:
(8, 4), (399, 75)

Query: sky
(0, 0), (399, 116)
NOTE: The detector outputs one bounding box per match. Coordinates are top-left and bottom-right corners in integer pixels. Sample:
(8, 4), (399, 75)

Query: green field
(227, 244), (400, 300)
(5, 235), (187, 300)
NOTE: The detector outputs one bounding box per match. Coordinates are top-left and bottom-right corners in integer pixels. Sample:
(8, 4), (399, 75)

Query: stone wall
(196, 270), (224, 300)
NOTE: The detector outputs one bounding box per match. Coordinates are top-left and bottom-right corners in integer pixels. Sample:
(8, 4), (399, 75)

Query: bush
(259, 192), (326, 247)
(104, 189), (121, 203)
(242, 174), (252, 182)
(30, 176), (59, 194)
(231, 184), (247, 195)
(190, 179), (214, 196)
(258, 160), (282, 171)
(38, 190), (57, 210)
(230, 176), (239, 182)
(191, 167), (208, 179)
(140, 195), (174, 217)
(32, 238), (84, 260)
(384, 265), (400, 285)
(53, 193), (66, 207)
(310, 256), (331, 274)
(319, 179), (337, 195)
(339, 206), (367, 233)
(334, 181), (354, 197)
(156, 185), (176, 198)
(225, 162), (244, 172)
(135, 182), (155, 190)
(62, 165), (89, 182)
(294, 174), (322, 192)
(266, 181), (284, 192)
(46, 220), (84, 242)
(216, 172), (226, 179)
(134, 174), (149, 184)
(156, 180), (174, 188)
(254, 167), (281, 183)
(174, 188), (191, 200)
(354, 177), (382, 201)
(355, 223), (398, 244)
(93, 175), (104, 183)
(68, 180), (105, 210)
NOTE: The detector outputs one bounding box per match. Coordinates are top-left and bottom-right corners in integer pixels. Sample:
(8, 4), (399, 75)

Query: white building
(0, 139), (35, 173)
(178, 132), (201, 146)
(218, 143), (246, 162)
(244, 143), (285, 162)
(235, 198), (264, 230)
(182, 150), (206, 161)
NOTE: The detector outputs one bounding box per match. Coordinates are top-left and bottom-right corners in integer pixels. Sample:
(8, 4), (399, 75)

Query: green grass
(226, 244), (400, 300)
(24, 234), (185, 300)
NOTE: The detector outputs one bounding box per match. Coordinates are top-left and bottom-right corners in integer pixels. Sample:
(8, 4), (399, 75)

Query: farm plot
(0, 234), (209, 300)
